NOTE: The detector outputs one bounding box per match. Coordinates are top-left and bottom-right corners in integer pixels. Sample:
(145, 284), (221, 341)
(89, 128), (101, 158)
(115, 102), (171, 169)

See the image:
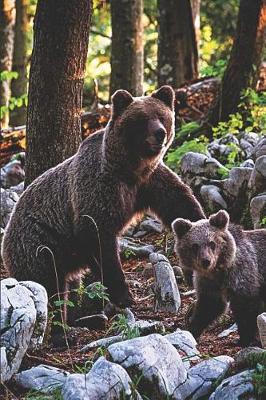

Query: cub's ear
(172, 218), (192, 239)
(209, 210), (229, 230)
(111, 89), (134, 118)
(151, 85), (174, 110)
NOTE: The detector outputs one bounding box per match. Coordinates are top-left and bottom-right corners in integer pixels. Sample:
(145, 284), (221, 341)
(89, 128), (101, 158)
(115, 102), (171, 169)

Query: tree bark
(253, 0), (266, 88)
(191, 0), (201, 52)
(25, 0), (92, 186)
(0, 0), (15, 128)
(110, 0), (144, 97)
(157, 0), (198, 88)
(209, 0), (265, 124)
(10, 0), (28, 126)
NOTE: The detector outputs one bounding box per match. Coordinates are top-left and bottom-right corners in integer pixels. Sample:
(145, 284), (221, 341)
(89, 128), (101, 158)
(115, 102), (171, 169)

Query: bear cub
(172, 210), (266, 346)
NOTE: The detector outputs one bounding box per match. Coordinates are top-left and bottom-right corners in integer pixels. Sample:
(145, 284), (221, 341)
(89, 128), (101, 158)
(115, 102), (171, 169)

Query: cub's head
(109, 86), (175, 161)
(172, 210), (236, 276)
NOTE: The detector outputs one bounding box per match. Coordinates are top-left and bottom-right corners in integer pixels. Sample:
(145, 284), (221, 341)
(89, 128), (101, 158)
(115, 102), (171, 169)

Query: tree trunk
(191, 0), (201, 52)
(110, 0), (144, 97)
(10, 0), (28, 126)
(25, 0), (92, 187)
(0, 0), (15, 128)
(253, 0), (266, 88)
(209, 0), (264, 124)
(157, 0), (198, 88)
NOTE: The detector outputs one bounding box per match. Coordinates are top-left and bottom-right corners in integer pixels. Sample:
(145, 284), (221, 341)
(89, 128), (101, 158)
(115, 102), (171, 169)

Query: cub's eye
(209, 241), (216, 251)
(192, 243), (199, 252)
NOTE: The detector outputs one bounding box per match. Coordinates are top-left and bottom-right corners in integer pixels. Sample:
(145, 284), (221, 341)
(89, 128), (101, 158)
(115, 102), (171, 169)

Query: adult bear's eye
(209, 241), (216, 251)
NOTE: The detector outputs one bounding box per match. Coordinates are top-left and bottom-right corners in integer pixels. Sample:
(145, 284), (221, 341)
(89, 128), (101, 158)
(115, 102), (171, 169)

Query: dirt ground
(0, 230), (245, 399)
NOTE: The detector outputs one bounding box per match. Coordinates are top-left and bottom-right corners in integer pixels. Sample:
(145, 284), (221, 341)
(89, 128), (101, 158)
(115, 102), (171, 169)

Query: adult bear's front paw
(109, 284), (135, 308)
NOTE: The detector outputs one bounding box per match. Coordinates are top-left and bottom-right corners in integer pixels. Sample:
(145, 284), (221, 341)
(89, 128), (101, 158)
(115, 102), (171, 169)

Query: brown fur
(1, 86), (205, 323)
(172, 210), (266, 346)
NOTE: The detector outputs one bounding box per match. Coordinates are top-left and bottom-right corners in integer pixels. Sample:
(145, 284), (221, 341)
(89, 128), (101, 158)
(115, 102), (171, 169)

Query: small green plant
(200, 58), (227, 78)
(109, 314), (140, 340)
(123, 248), (136, 259)
(51, 299), (75, 331)
(83, 281), (110, 302)
(253, 364), (266, 399)
(261, 217), (266, 228)
(24, 387), (63, 399)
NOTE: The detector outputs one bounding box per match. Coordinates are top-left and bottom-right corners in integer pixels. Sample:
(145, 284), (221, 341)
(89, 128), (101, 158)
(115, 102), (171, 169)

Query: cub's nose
(155, 127), (166, 144)
(202, 258), (211, 269)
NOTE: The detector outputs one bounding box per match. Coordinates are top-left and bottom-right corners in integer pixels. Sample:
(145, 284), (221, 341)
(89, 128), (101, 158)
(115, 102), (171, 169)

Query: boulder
(251, 136), (266, 160)
(14, 365), (69, 393)
(119, 238), (155, 258)
(0, 187), (19, 229)
(61, 356), (141, 400)
(200, 184), (227, 212)
(178, 356), (233, 400)
(0, 159), (25, 189)
(108, 333), (187, 400)
(250, 193), (266, 228)
(138, 217), (163, 234)
(180, 152), (227, 183)
(165, 328), (200, 368)
(0, 278), (48, 382)
(209, 369), (255, 399)
(257, 312), (266, 349)
(150, 252), (181, 313)
(249, 155), (266, 195)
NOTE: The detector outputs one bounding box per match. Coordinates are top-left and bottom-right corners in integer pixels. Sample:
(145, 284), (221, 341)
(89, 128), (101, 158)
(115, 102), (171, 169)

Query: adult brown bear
(2, 86), (205, 322)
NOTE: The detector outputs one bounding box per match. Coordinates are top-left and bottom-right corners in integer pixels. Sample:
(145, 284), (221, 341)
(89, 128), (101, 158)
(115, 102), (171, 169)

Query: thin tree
(25, 0), (92, 186)
(110, 0), (144, 97)
(10, 0), (28, 126)
(0, 0), (15, 128)
(209, 0), (265, 124)
(157, 0), (198, 88)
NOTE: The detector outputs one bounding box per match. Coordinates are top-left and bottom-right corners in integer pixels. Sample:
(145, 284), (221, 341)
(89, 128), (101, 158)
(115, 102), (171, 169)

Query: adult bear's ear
(152, 85), (174, 110)
(209, 210), (229, 230)
(111, 89), (134, 118)
(172, 218), (192, 239)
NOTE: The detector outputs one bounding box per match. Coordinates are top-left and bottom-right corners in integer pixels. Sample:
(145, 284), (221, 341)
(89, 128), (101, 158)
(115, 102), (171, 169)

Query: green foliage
(253, 363), (266, 399)
(51, 298), (74, 331)
(123, 248), (136, 260)
(83, 281), (110, 302)
(166, 134), (207, 170)
(110, 314), (140, 340)
(212, 112), (244, 137)
(238, 88), (266, 134)
(200, 59), (227, 78)
(0, 70), (28, 119)
(261, 217), (266, 228)
(24, 388), (63, 399)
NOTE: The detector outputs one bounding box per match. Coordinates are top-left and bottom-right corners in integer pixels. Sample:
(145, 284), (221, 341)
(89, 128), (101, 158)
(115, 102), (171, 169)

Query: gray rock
(249, 155), (266, 195)
(108, 333), (187, 400)
(209, 369), (255, 400)
(0, 159), (25, 188)
(165, 329), (200, 368)
(0, 278), (47, 382)
(0, 187), (19, 228)
(234, 347), (265, 369)
(80, 335), (124, 352)
(222, 167), (252, 198)
(200, 184), (227, 211)
(119, 238), (155, 258)
(218, 323), (238, 338)
(20, 281), (48, 349)
(180, 152), (227, 181)
(241, 159), (255, 168)
(150, 252), (181, 313)
(61, 356), (141, 400)
(139, 217), (163, 234)
(178, 356), (233, 400)
(250, 193), (266, 228)
(257, 312), (266, 349)
(14, 364), (69, 393)
(10, 181), (24, 195)
(251, 137), (266, 160)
